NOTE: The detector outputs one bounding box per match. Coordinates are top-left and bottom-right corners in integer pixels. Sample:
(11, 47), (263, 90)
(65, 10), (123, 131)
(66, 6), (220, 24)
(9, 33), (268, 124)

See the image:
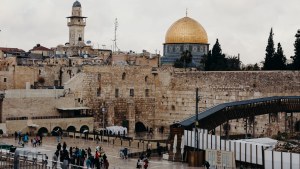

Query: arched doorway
(80, 125), (89, 133)
(51, 126), (62, 136)
(67, 126), (76, 132)
(135, 122), (147, 133)
(38, 127), (49, 136)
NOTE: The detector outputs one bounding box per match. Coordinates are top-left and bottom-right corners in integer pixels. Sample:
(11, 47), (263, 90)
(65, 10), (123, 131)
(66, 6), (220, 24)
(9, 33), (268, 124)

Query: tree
(291, 30), (300, 70)
(242, 63), (260, 71)
(263, 28), (275, 70)
(201, 39), (227, 70)
(226, 56), (241, 71)
(273, 43), (286, 70)
(174, 50), (193, 68)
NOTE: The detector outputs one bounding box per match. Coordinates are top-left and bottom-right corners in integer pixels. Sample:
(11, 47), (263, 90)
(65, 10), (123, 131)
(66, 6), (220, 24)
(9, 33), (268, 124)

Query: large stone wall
(2, 65), (300, 136)
(74, 66), (300, 134)
(2, 89), (75, 122)
(0, 66), (81, 90)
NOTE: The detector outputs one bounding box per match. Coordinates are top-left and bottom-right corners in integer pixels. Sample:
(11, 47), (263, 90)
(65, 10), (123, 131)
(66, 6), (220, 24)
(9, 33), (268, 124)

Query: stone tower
(67, 1), (87, 46)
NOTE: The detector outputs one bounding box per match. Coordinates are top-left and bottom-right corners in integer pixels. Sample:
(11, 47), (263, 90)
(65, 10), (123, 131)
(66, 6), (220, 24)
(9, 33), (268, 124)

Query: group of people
(52, 142), (109, 169)
(31, 135), (43, 147)
(136, 153), (149, 169)
(14, 131), (44, 146)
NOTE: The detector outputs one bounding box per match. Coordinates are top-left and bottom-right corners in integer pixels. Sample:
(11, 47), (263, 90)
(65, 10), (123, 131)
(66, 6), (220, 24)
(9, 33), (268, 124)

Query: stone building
(1, 63), (300, 136)
(161, 15), (209, 66)
(67, 1), (87, 46)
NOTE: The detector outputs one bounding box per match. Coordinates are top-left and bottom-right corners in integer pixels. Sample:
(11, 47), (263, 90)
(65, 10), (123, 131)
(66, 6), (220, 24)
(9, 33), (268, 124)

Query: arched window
(122, 72), (126, 80)
(145, 76), (148, 83)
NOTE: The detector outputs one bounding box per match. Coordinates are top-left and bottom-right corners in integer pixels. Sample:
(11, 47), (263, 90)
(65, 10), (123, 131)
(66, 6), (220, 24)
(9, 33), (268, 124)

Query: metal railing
(0, 150), (88, 169)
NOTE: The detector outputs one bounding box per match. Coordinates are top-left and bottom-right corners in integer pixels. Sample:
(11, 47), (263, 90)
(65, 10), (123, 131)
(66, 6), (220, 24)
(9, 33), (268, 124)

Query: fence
(65, 131), (167, 151)
(184, 129), (300, 169)
(264, 150), (300, 169)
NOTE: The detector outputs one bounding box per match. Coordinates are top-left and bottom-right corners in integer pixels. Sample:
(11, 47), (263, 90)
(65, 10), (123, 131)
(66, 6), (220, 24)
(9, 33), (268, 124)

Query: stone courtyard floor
(1, 136), (204, 169)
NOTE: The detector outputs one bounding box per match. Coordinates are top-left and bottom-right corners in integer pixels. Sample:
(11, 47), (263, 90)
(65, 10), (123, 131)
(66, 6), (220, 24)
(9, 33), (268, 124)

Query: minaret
(67, 1), (87, 46)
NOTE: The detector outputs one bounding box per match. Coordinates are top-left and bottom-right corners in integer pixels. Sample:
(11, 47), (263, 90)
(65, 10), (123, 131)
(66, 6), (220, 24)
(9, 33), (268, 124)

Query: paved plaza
(1, 136), (202, 169)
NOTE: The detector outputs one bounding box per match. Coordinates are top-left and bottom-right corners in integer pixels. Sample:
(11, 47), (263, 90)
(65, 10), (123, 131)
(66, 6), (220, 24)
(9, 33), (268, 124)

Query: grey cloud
(0, 0), (299, 64)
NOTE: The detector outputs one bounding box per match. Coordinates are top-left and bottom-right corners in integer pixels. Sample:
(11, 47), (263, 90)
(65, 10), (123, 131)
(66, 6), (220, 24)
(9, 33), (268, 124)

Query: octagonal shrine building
(161, 15), (209, 66)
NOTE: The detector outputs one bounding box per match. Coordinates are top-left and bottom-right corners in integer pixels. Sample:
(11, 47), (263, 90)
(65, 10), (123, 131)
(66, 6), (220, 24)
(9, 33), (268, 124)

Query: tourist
(136, 159), (142, 168)
(104, 159), (109, 169)
(143, 158), (149, 169)
(96, 135), (100, 144)
(204, 161), (210, 169)
(14, 131), (17, 140)
(86, 156), (92, 169)
(146, 148), (151, 158)
(57, 143), (61, 151)
(52, 151), (59, 169)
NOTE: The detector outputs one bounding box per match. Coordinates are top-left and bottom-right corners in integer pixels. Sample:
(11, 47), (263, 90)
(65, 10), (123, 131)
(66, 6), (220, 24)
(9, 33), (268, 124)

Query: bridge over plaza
(179, 96), (300, 134)
(170, 96), (300, 168)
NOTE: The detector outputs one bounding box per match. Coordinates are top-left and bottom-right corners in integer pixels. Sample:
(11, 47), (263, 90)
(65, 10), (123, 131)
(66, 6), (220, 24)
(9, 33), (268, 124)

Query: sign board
(205, 149), (236, 168)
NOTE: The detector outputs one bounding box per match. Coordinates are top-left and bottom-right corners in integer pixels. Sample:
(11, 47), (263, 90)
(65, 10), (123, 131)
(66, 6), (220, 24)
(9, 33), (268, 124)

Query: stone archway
(80, 125), (89, 133)
(135, 121), (147, 133)
(67, 126), (76, 132)
(52, 126), (62, 136)
(38, 127), (49, 136)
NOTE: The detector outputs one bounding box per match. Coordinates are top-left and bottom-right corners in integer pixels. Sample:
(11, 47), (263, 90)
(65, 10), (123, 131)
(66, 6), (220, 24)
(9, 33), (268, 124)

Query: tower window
(115, 88), (119, 98)
(97, 88), (101, 97)
(145, 76), (148, 83)
(122, 73), (126, 80)
(98, 74), (101, 82)
(3, 77), (7, 82)
(78, 37), (82, 41)
(145, 89), (149, 97)
(130, 89), (134, 97)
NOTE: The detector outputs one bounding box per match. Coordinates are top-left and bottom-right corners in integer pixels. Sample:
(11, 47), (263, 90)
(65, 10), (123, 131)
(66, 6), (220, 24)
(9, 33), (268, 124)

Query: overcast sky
(0, 0), (299, 64)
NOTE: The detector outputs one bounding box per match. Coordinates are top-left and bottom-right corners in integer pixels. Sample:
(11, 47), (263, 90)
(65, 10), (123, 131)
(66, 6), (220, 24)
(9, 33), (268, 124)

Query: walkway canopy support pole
(195, 88), (200, 150)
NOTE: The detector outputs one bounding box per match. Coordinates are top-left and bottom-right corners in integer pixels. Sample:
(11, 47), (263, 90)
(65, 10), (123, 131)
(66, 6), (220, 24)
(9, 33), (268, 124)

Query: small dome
(73, 1), (81, 7)
(165, 17), (208, 44)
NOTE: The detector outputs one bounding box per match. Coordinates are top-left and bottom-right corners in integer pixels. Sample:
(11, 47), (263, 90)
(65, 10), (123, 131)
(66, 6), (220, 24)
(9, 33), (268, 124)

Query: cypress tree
(291, 30), (300, 70)
(263, 28), (275, 70)
(273, 43), (286, 70)
(210, 39), (227, 70)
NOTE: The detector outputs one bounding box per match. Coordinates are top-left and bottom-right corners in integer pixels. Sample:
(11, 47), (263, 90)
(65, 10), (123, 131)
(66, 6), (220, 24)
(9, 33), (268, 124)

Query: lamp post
(195, 88), (200, 151)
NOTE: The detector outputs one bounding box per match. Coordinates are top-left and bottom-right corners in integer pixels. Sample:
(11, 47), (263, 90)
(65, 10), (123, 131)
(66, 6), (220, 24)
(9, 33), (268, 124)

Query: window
(145, 76), (148, 83)
(115, 88), (119, 98)
(3, 77), (7, 83)
(130, 89), (134, 97)
(122, 72), (126, 80)
(145, 89), (149, 97)
(98, 74), (101, 82)
(97, 88), (101, 97)
(39, 70), (41, 75)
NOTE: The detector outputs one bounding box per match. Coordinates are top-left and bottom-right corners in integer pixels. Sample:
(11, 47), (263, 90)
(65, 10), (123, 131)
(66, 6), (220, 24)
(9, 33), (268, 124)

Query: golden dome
(165, 17), (208, 44)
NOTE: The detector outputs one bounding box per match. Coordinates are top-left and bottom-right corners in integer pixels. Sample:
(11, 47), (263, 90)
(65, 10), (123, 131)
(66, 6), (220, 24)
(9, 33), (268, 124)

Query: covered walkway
(179, 96), (300, 131)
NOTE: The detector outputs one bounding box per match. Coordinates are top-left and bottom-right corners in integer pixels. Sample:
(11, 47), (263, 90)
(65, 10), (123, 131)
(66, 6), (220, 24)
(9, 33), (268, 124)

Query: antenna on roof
(112, 18), (119, 53)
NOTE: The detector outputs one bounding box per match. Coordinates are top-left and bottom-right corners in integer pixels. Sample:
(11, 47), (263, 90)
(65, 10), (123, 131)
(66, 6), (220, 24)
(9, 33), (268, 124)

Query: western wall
(1, 65), (300, 136)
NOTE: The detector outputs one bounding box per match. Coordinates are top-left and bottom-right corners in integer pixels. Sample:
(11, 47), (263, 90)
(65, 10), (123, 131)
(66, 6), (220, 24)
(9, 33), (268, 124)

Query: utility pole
(195, 88), (200, 150)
